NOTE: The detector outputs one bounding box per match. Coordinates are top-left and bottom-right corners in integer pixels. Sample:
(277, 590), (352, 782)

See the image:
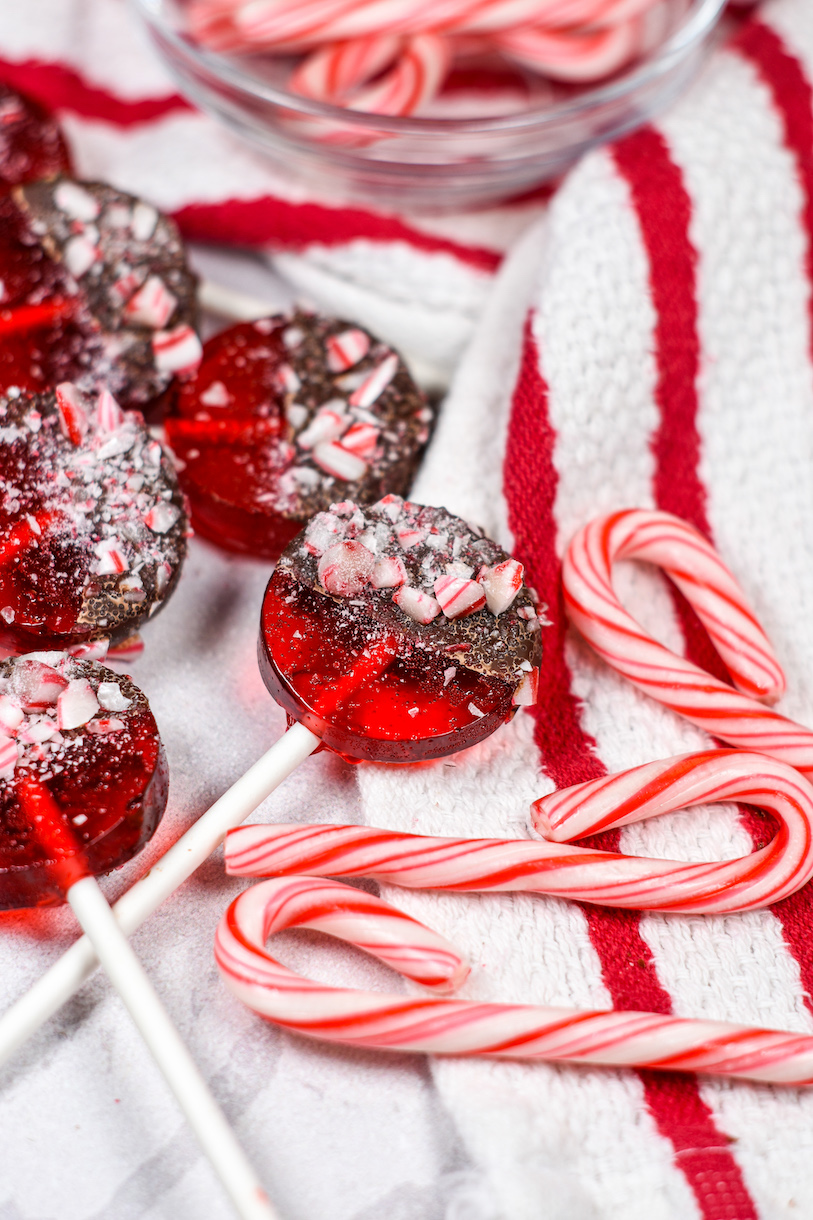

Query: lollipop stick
(199, 280), (276, 322)
(0, 638), (397, 1060)
(67, 878), (278, 1220)
(0, 721), (320, 1063)
(16, 777), (279, 1220)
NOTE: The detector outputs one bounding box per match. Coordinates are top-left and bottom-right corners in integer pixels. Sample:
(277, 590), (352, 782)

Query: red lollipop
(260, 496), (541, 761)
(0, 176), (199, 408)
(0, 653), (166, 909)
(0, 382), (187, 655)
(164, 314), (432, 559)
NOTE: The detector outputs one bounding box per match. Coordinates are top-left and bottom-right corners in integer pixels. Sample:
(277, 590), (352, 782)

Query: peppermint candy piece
(318, 540), (375, 596)
(433, 575), (486, 619)
(326, 328), (370, 372)
(393, 585), (441, 624)
(478, 558), (524, 615)
(152, 324), (203, 375)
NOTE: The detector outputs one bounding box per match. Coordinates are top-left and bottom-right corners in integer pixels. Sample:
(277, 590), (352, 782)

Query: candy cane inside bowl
(562, 509), (813, 774)
(133, 0), (726, 211)
(216, 874), (813, 1085)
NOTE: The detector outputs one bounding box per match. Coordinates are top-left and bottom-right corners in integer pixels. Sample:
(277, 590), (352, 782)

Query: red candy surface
(0, 84), (71, 193)
(258, 498), (542, 762)
(0, 192), (97, 395)
(0, 654), (167, 909)
(165, 319), (294, 557)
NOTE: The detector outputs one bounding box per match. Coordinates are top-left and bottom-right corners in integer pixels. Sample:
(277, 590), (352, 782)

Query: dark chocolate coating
(12, 177), (198, 408)
(281, 496), (541, 691)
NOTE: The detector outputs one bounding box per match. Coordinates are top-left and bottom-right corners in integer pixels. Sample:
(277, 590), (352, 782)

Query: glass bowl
(134, 0), (727, 213)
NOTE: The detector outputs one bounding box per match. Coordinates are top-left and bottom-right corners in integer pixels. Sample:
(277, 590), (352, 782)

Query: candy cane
(186, 0), (665, 111)
(291, 33), (451, 116)
(215, 875), (813, 1085)
(224, 751), (813, 914)
(200, 0), (658, 50)
(562, 509), (813, 774)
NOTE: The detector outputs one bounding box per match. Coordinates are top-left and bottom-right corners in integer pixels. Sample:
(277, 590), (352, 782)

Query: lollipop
(164, 315), (433, 559)
(0, 498), (540, 1056)
(0, 175), (199, 409)
(0, 651), (277, 1219)
(0, 652), (167, 908)
(0, 382), (187, 654)
(260, 495), (540, 759)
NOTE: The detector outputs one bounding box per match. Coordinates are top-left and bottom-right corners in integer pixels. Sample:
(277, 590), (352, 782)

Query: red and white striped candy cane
(209, 0), (657, 50)
(186, 0), (664, 108)
(291, 33), (451, 116)
(224, 751), (813, 914)
(562, 509), (813, 774)
(215, 875), (813, 1085)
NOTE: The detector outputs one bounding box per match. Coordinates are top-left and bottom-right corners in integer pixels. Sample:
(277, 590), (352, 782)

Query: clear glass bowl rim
(134, 0), (728, 136)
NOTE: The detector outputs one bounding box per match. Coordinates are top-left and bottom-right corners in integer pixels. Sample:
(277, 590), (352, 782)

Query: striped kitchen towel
(358, 2), (813, 1217)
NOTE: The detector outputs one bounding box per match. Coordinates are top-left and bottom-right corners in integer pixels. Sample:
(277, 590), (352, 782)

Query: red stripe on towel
(173, 198), (503, 270)
(735, 21), (813, 362)
(0, 56), (193, 126)
(504, 317), (759, 1220)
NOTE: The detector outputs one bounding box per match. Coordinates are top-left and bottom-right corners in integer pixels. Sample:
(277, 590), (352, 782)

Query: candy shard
(152, 324), (203, 375)
(97, 681), (132, 712)
(123, 274), (178, 329)
(10, 660), (68, 710)
(54, 181), (100, 221)
(349, 353), (398, 407)
(57, 677), (99, 729)
(371, 555), (407, 589)
(303, 511), (343, 557)
(393, 585), (441, 624)
(55, 382), (87, 446)
(318, 540), (375, 596)
(433, 575), (486, 620)
(96, 389), (124, 433)
(326, 328), (371, 372)
(311, 441), (368, 481)
(512, 667), (539, 706)
(478, 559), (524, 615)
(297, 406), (348, 449)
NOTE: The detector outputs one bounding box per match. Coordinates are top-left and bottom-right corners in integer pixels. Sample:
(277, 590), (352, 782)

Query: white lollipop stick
(198, 279), (280, 322)
(0, 722), (318, 1066)
(65, 875), (278, 1220)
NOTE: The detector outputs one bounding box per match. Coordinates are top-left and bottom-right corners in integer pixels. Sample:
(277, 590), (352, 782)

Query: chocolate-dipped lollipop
(0, 176), (199, 408)
(261, 496), (541, 760)
(0, 381), (187, 653)
(164, 315), (433, 559)
(0, 653), (166, 908)
(0, 499), (542, 1066)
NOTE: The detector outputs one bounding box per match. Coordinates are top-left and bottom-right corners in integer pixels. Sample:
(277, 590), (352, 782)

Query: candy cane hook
(215, 875), (813, 1086)
(562, 509), (813, 774)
